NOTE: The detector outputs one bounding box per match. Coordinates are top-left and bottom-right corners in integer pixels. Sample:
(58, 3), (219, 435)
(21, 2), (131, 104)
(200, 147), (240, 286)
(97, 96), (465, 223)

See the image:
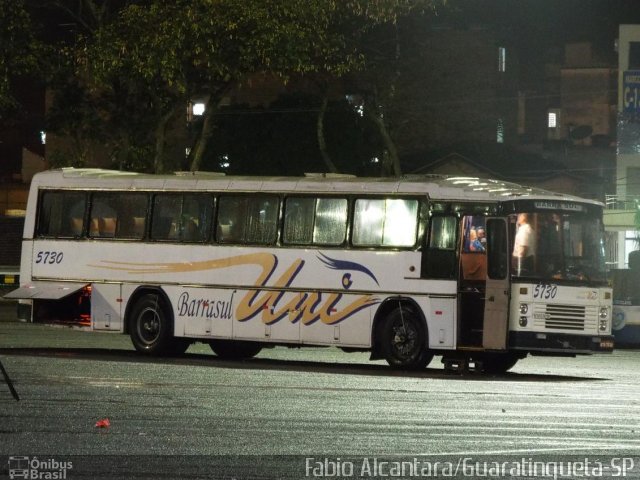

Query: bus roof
(31, 168), (602, 206)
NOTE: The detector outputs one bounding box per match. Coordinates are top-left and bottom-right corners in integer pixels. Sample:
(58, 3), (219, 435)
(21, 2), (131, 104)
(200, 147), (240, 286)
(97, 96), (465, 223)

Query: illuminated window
(283, 197), (347, 245)
(498, 47), (506, 72)
(192, 103), (205, 116)
(496, 118), (504, 143)
(548, 112), (557, 128)
(429, 216), (457, 250)
(353, 198), (418, 247)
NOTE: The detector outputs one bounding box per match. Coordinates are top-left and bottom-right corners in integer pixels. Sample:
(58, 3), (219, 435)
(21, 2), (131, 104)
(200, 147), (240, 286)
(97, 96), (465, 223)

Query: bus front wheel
(209, 340), (262, 359)
(129, 293), (188, 356)
(380, 307), (433, 370)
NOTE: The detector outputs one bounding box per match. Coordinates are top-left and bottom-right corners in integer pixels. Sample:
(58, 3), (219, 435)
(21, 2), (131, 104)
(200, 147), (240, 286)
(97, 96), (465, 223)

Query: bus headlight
(519, 303), (529, 314)
(519, 316), (528, 327)
(599, 308), (609, 331)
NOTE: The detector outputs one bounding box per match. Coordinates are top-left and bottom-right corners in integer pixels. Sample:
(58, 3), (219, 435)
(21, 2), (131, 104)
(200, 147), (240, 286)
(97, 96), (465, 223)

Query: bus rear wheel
(380, 307), (433, 370)
(479, 353), (520, 374)
(129, 293), (189, 356)
(209, 340), (262, 359)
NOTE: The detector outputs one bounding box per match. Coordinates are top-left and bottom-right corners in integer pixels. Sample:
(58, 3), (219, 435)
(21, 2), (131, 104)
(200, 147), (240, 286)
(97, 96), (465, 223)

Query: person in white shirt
(513, 213), (536, 274)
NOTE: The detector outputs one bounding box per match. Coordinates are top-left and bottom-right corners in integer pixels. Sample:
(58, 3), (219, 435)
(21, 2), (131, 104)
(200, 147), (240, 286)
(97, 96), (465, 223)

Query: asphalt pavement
(1, 300), (639, 478)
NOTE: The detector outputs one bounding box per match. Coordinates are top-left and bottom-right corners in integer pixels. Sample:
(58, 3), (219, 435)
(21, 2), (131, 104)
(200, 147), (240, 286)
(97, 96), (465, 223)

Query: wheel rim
(391, 318), (419, 361)
(136, 307), (161, 345)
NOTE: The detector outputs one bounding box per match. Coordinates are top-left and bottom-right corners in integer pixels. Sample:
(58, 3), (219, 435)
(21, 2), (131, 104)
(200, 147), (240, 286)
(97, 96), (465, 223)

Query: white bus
(5, 169), (614, 373)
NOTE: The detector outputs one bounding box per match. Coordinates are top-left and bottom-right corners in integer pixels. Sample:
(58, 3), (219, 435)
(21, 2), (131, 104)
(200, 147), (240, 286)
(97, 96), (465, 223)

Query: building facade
(605, 25), (640, 268)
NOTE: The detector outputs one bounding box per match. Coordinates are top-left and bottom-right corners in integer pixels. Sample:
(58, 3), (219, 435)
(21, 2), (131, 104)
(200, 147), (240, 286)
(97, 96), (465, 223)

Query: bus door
(458, 216), (487, 347)
(483, 218), (510, 350)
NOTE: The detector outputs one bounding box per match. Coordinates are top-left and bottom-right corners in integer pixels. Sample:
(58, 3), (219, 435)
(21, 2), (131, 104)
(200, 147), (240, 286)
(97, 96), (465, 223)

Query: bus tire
(380, 307), (433, 370)
(480, 353), (519, 374)
(129, 293), (183, 356)
(209, 340), (262, 359)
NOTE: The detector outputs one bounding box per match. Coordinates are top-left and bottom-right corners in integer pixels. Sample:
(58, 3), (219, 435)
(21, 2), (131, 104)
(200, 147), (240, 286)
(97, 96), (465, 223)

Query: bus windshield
(511, 211), (606, 284)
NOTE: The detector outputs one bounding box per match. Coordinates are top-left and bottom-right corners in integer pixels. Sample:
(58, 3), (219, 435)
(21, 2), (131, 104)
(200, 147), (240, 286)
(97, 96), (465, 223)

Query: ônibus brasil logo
(8, 456), (73, 479)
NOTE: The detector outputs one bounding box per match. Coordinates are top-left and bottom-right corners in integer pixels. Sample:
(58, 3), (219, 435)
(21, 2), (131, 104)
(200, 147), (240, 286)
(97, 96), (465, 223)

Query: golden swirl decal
(91, 253), (378, 325)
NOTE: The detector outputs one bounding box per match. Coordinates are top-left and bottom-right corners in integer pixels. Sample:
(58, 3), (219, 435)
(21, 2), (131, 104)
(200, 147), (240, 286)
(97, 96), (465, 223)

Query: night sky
(438, 0), (640, 86)
(29, 1), (640, 60)
(457, 0), (640, 48)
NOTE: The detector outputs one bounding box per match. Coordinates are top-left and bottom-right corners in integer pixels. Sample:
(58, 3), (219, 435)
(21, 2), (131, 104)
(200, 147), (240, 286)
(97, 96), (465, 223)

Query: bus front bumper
(509, 331), (614, 354)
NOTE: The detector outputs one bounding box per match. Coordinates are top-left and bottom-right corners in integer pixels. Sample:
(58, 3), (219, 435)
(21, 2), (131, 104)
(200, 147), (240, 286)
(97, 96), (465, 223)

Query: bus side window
(117, 215), (145, 239)
(182, 194), (213, 242)
(70, 217), (83, 236)
(245, 197), (279, 244)
(89, 218), (99, 236)
(116, 193), (147, 240)
(99, 217), (117, 237)
(90, 196), (117, 238)
(91, 192), (147, 240)
(283, 197), (315, 244)
(151, 217), (173, 240)
(460, 215), (487, 281)
(283, 197), (348, 246)
(151, 194), (180, 241)
(133, 217), (145, 237)
(182, 218), (199, 242)
(217, 196), (244, 243)
(353, 198), (418, 247)
(37, 191), (86, 238)
(313, 198), (347, 245)
(217, 222), (231, 241)
(216, 195), (278, 245)
(422, 215), (458, 279)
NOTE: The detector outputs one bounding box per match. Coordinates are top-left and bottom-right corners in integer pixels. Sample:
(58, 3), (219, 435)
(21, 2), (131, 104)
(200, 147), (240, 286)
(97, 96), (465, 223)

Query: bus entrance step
(442, 357), (482, 374)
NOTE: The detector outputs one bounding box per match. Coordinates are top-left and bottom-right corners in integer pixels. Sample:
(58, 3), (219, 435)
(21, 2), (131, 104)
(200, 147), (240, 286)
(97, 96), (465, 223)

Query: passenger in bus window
(476, 227), (486, 251)
(69, 217), (83, 236)
(538, 214), (562, 276)
(470, 228), (486, 252)
(68, 199), (86, 236)
(90, 200), (117, 238)
(183, 218), (200, 242)
(513, 213), (536, 274)
(468, 228), (478, 251)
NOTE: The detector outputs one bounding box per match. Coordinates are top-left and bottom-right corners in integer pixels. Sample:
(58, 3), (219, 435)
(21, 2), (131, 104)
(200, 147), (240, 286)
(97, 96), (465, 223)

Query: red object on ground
(95, 418), (111, 428)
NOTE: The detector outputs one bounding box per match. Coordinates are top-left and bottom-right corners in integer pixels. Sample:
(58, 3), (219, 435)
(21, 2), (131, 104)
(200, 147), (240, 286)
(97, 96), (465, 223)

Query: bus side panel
(299, 294), (372, 347)
(166, 285), (374, 347)
(91, 283), (122, 331)
(165, 286), (234, 339)
(18, 239), (34, 285)
(413, 296), (456, 349)
(16, 239), (34, 322)
(31, 239), (83, 280)
(232, 288), (301, 342)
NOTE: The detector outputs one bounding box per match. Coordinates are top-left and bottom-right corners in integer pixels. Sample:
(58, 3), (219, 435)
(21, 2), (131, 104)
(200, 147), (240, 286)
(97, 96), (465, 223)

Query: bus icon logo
(8, 456), (30, 479)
